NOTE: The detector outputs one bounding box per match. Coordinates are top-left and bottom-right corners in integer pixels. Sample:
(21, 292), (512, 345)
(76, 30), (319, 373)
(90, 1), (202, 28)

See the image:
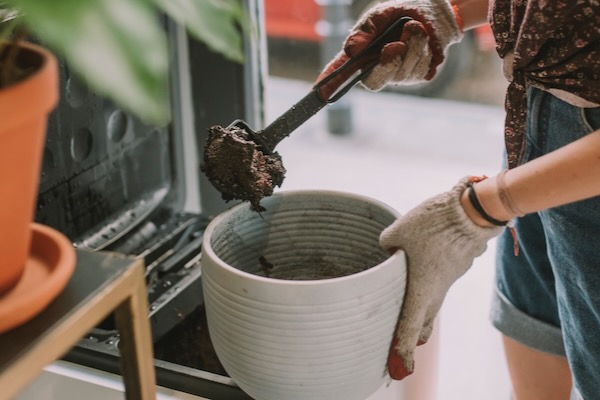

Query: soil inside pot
(0, 39), (41, 89)
(257, 254), (376, 280)
(200, 125), (286, 212)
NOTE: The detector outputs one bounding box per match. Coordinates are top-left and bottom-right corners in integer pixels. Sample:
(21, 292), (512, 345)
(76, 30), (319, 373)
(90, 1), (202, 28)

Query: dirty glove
(318, 0), (463, 92)
(380, 177), (503, 380)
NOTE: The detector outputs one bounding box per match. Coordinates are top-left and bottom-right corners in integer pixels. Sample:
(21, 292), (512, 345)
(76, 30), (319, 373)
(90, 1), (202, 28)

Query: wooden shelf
(0, 250), (156, 400)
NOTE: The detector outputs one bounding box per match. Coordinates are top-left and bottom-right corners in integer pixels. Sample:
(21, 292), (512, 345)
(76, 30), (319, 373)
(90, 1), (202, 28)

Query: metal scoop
(201, 17), (412, 211)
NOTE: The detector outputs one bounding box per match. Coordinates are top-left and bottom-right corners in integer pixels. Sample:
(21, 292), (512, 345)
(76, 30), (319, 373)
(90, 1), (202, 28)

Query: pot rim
(202, 189), (405, 287)
(0, 40), (59, 129)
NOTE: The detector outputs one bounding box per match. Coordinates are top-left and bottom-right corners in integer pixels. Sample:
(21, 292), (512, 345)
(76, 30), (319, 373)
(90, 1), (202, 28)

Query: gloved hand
(317, 0), (463, 92)
(380, 177), (503, 380)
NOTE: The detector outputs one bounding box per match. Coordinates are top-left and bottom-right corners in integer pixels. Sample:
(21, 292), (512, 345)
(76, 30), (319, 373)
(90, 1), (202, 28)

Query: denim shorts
(490, 87), (600, 400)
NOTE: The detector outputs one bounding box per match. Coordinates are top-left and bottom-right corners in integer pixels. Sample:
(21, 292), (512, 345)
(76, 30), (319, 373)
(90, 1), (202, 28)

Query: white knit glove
(380, 177), (503, 380)
(318, 0), (463, 92)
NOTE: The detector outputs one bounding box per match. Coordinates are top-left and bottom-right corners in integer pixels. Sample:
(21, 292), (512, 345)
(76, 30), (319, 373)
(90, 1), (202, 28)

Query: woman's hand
(317, 0), (464, 91)
(379, 177), (503, 379)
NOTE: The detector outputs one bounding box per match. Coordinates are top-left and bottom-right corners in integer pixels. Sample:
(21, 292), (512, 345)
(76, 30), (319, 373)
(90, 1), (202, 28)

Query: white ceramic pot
(201, 190), (407, 400)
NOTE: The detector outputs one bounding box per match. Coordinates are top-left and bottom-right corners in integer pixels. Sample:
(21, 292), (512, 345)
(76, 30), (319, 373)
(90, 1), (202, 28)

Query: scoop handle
(256, 17), (412, 152)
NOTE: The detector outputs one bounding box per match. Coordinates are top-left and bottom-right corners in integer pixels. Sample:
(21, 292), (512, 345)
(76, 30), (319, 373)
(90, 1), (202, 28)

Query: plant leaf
(7, 0), (171, 124)
(153, 0), (244, 63)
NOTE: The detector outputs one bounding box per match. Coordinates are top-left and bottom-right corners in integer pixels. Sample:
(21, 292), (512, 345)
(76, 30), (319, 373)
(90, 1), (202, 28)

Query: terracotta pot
(0, 42), (58, 296)
(202, 190), (407, 400)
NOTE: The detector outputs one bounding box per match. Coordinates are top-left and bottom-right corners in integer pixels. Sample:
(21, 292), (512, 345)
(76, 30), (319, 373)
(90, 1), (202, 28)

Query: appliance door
(27, 0), (266, 399)
(16, 362), (210, 400)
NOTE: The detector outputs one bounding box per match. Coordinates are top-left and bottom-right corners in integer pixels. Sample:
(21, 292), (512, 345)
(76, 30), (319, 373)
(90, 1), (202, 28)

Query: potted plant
(0, 0), (244, 296)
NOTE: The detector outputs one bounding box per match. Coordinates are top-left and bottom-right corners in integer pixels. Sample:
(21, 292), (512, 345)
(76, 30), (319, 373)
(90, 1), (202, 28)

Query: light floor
(267, 76), (512, 400)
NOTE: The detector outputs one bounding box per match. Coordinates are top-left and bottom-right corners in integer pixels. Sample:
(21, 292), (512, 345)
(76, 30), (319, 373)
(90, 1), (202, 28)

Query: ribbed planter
(201, 190), (407, 400)
(0, 42), (58, 295)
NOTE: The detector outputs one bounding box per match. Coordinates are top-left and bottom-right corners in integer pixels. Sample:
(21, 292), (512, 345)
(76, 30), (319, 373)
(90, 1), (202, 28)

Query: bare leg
(503, 335), (572, 400)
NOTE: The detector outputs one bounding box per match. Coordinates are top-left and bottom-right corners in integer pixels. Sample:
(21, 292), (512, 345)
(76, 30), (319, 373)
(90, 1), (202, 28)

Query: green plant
(0, 0), (245, 124)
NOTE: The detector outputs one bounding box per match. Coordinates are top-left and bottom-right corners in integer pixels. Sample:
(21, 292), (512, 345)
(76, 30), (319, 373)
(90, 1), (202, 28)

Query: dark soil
(255, 255), (373, 280)
(0, 32), (37, 88)
(200, 124), (286, 212)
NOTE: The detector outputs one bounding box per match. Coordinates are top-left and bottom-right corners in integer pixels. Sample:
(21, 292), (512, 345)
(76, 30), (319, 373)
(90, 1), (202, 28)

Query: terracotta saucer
(0, 223), (76, 333)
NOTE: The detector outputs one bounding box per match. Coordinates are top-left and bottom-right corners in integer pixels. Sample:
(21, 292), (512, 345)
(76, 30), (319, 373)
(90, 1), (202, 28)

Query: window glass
(264, 0), (506, 105)
(262, 2), (511, 400)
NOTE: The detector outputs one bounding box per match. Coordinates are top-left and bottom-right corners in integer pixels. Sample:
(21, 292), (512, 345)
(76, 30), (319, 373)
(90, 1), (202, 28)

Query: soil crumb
(200, 125), (286, 212)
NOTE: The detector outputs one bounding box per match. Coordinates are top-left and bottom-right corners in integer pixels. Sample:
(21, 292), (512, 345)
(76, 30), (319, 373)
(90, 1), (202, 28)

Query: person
(318, 0), (600, 398)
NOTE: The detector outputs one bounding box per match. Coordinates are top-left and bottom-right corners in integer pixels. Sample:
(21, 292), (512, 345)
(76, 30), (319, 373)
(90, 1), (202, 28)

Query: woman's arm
(451, 0), (489, 30)
(462, 129), (600, 227)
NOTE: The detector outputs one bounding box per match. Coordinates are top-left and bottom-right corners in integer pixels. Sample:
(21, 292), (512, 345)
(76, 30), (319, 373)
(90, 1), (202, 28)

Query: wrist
(460, 189), (494, 227)
(460, 176), (515, 228)
(449, 0), (489, 30)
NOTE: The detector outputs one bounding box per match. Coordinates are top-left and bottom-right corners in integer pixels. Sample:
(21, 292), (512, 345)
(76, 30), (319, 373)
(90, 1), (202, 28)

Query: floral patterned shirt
(489, 0), (600, 168)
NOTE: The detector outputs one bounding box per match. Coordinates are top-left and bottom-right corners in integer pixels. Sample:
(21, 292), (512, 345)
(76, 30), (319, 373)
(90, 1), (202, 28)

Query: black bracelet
(466, 183), (508, 226)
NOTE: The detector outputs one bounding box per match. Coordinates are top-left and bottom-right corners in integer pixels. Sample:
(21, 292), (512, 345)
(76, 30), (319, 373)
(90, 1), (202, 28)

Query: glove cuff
(446, 177), (505, 242)
(366, 0), (464, 47)
(427, 0), (464, 46)
(379, 176), (504, 255)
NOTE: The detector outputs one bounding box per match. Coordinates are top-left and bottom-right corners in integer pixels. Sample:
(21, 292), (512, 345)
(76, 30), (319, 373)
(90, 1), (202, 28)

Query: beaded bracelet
(452, 3), (464, 32)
